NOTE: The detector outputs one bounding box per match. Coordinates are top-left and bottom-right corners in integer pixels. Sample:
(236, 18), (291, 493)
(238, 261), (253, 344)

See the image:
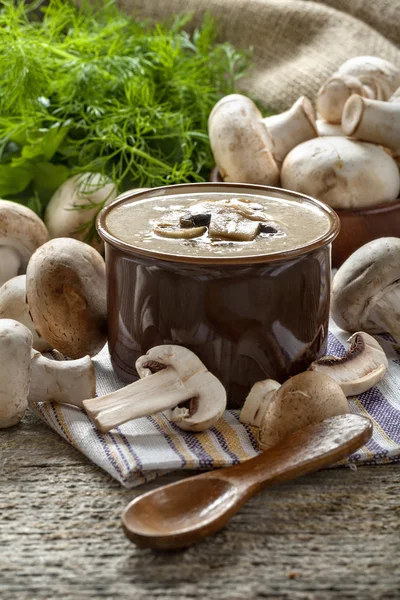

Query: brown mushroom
(26, 238), (107, 358)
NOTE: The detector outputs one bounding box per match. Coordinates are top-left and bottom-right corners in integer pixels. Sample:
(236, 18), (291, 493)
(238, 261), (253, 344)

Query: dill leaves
(0, 0), (249, 222)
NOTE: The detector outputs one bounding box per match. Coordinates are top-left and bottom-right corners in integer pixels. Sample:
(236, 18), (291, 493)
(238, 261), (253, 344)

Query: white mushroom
(315, 119), (345, 137)
(0, 200), (48, 286)
(261, 96), (318, 164)
(44, 173), (117, 251)
(208, 94), (280, 185)
(29, 350), (96, 408)
(316, 56), (400, 123)
(26, 238), (107, 358)
(309, 332), (388, 396)
(0, 319), (33, 428)
(342, 94), (400, 157)
(208, 94), (317, 184)
(239, 379), (281, 427)
(256, 372), (349, 451)
(0, 275), (51, 352)
(281, 137), (400, 209)
(331, 237), (400, 342)
(83, 345), (227, 433)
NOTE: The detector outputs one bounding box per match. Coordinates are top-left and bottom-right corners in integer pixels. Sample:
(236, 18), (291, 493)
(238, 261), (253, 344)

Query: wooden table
(1, 411), (399, 600)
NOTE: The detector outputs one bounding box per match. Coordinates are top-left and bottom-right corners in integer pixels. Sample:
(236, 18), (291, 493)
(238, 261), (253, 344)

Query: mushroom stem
(261, 96), (317, 164)
(0, 247), (21, 286)
(83, 367), (196, 433)
(368, 286), (400, 342)
(342, 94), (400, 155)
(28, 350), (96, 407)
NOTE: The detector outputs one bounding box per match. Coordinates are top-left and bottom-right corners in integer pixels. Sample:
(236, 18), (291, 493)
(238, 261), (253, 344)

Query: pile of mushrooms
(209, 55), (400, 211)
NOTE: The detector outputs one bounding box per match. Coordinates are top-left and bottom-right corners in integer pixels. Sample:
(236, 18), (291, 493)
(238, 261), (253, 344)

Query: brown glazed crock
(210, 166), (400, 268)
(97, 183), (340, 409)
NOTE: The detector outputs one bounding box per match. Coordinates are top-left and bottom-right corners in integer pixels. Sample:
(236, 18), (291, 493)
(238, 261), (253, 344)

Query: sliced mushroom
(281, 137), (400, 209)
(309, 332), (388, 396)
(83, 345), (226, 433)
(316, 56), (400, 123)
(29, 350), (96, 408)
(331, 237), (400, 342)
(257, 372), (349, 451)
(342, 94), (400, 157)
(0, 200), (48, 286)
(154, 224), (207, 239)
(154, 197), (283, 242)
(240, 379), (281, 427)
(208, 211), (261, 241)
(26, 238), (107, 358)
(0, 319), (33, 428)
(0, 275), (51, 352)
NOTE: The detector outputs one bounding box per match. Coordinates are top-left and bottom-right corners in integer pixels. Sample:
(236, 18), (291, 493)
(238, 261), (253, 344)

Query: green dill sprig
(0, 0), (250, 227)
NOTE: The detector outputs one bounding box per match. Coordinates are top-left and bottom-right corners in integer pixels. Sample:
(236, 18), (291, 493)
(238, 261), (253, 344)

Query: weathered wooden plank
(1, 411), (399, 600)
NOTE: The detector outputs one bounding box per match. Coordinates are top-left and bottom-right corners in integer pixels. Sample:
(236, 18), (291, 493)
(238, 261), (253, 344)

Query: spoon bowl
(122, 414), (372, 550)
(123, 477), (239, 548)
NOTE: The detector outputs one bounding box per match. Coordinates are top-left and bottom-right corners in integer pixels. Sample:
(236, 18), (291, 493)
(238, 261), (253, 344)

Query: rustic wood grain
(1, 410), (399, 600)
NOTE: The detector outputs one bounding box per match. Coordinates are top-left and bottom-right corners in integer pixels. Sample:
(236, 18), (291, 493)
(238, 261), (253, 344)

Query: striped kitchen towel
(29, 320), (400, 488)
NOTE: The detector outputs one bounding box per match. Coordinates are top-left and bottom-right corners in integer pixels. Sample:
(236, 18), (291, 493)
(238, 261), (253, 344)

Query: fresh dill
(0, 0), (250, 230)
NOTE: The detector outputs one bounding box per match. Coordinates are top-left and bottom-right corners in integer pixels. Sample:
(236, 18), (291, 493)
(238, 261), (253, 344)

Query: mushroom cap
(317, 75), (365, 124)
(44, 173), (117, 250)
(258, 371), (349, 451)
(331, 237), (400, 333)
(208, 94), (280, 186)
(26, 238), (107, 358)
(0, 319), (33, 428)
(280, 136), (400, 209)
(0, 200), (48, 268)
(0, 275), (51, 352)
(337, 56), (400, 96)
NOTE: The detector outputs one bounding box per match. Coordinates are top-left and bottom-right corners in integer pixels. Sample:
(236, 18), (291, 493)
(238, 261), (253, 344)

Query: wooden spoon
(122, 414), (372, 550)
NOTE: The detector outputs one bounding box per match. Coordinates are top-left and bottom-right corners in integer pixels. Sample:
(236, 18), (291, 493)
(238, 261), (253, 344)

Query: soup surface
(105, 192), (331, 259)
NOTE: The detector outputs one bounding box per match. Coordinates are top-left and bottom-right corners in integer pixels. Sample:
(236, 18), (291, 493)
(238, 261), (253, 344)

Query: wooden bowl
(209, 167), (400, 268)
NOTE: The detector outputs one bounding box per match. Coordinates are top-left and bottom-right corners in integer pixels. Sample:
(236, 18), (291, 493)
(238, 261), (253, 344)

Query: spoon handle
(212, 414), (372, 497)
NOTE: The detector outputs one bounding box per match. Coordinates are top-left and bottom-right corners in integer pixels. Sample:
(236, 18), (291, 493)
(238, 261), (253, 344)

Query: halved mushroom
(316, 56), (400, 124)
(239, 379), (281, 427)
(342, 94), (400, 157)
(0, 200), (48, 286)
(0, 319), (33, 428)
(26, 238), (107, 358)
(309, 332), (388, 396)
(281, 137), (400, 209)
(83, 345), (226, 433)
(0, 275), (51, 352)
(29, 350), (96, 408)
(256, 372), (349, 451)
(331, 237), (400, 342)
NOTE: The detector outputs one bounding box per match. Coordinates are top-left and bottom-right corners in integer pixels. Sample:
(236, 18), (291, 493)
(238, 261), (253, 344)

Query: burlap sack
(115, 0), (400, 111)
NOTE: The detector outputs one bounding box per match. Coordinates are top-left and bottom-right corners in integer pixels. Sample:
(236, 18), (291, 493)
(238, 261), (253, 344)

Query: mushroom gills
(309, 332), (388, 396)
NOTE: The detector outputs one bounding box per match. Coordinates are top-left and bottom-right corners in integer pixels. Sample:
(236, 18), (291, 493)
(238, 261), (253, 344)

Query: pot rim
(97, 182), (340, 265)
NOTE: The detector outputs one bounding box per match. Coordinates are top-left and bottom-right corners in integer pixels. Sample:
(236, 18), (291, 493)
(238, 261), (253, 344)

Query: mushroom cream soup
(105, 192), (331, 260)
